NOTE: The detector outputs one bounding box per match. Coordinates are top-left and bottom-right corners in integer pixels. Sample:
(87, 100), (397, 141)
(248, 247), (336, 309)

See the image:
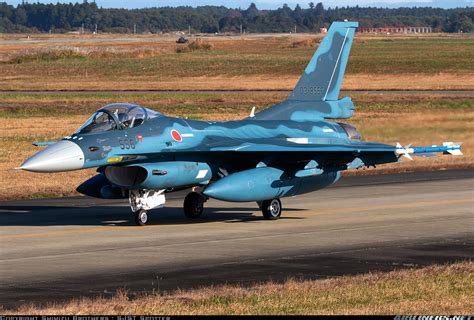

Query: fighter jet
(19, 21), (462, 226)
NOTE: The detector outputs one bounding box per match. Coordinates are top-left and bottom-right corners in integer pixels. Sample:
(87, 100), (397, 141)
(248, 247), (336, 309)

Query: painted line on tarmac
(314, 198), (474, 215)
(0, 197), (472, 240)
(0, 225), (140, 239)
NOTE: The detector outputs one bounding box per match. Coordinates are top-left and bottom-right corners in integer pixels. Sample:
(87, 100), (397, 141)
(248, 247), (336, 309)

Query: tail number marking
(300, 86), (323, 96)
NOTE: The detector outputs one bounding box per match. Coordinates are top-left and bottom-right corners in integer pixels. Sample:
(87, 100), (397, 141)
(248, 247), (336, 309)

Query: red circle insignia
(171, 129), (182, 142)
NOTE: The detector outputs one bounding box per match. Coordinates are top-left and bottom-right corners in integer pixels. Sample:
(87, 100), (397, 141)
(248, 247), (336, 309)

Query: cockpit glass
(76, 111), (116, 134)
(113, 106), (145, 129)
(76, 103), (162, 135)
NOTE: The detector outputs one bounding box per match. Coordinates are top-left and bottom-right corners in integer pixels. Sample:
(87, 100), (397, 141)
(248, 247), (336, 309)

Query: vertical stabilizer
(289, 21), (359, 101)
(254, 21), (358, 121)
(290, 21), (358, 102)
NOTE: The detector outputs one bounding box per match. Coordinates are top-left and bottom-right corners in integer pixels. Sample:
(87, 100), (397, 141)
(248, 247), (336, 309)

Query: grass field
(5, 262), (473, 315)
(0, 92), (472, 201)
(0, 34), (473, 90)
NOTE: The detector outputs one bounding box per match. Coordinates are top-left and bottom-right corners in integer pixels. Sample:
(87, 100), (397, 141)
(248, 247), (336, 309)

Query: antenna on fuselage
(249, 106), (256, 118)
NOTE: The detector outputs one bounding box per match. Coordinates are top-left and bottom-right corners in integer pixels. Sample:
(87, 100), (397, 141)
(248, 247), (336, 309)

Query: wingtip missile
(395, 142), (463, 159)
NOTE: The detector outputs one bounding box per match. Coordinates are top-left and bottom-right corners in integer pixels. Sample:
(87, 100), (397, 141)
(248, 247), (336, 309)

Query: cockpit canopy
(76, 103), (162, 134)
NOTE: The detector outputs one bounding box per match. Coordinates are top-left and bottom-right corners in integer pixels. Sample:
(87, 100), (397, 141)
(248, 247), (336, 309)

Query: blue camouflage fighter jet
(19, 21), (462, 225)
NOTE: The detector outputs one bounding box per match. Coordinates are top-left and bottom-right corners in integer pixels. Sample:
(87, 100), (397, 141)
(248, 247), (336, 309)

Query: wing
(116, 134), (398, 170)
(210, 140), (394, 153)
(207, 140), (398, 169)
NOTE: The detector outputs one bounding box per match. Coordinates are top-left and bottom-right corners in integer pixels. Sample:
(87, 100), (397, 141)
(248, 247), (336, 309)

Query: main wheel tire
(135, 209), (148, 226)
(184, 192), (205, 218)
(261, 198), (282, 220)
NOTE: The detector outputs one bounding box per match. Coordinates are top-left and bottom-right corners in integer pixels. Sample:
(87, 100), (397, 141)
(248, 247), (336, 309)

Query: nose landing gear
(135, 209), (148, 226)
(129, 189), (166, 226)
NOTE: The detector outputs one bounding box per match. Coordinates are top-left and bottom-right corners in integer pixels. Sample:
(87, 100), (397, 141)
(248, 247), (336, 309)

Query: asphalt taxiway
(0, 169), (473, 308)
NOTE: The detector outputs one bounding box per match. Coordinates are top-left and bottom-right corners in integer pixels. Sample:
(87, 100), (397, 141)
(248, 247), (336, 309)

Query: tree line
(0, 1), (472, 34)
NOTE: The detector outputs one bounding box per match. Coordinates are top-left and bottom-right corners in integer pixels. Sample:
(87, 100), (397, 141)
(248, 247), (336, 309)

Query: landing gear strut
(261, 198), (282, 220)
(129, 189), (166, 226)
(184, 192), (206, 218)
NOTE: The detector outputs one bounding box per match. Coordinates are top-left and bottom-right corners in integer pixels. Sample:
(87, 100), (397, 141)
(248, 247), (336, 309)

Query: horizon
(4, 0), (473, 9)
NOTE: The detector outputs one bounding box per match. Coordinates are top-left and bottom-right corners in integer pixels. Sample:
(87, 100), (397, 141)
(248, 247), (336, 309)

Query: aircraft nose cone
(20, 140), (85, 172)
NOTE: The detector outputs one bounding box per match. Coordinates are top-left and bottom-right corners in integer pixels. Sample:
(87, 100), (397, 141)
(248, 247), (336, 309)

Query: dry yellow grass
(0, 115), (95, 200)
(5, 262), (473, 315)
(0, 33), (472, 90)
(345, 110), (474, 173)
(1, 74), (472, 91)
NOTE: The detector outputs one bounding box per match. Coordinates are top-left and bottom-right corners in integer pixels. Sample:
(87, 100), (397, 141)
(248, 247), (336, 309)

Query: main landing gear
(183, 192), (207, 218)
(260, 198), (282, 220)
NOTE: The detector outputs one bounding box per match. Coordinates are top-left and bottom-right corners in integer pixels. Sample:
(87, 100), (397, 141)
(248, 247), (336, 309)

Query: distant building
(359, 26), (432, 33)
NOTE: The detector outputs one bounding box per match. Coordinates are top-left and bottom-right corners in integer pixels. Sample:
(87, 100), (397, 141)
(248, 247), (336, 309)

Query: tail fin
(290, 21), (358, 102)
(255, 21), (358, 121)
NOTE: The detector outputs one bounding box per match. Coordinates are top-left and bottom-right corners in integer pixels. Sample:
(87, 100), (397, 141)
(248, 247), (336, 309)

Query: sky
(6, 0), (473, 9)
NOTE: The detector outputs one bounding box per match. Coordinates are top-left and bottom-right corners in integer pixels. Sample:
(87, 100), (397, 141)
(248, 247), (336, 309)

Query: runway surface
(0, 169), (473, 308)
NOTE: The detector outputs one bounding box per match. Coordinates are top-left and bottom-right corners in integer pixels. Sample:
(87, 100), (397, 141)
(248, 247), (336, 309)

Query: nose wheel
(261, 198), (282, 220)
(135, 209), (148, 226)
(184, 192), (206, 218)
